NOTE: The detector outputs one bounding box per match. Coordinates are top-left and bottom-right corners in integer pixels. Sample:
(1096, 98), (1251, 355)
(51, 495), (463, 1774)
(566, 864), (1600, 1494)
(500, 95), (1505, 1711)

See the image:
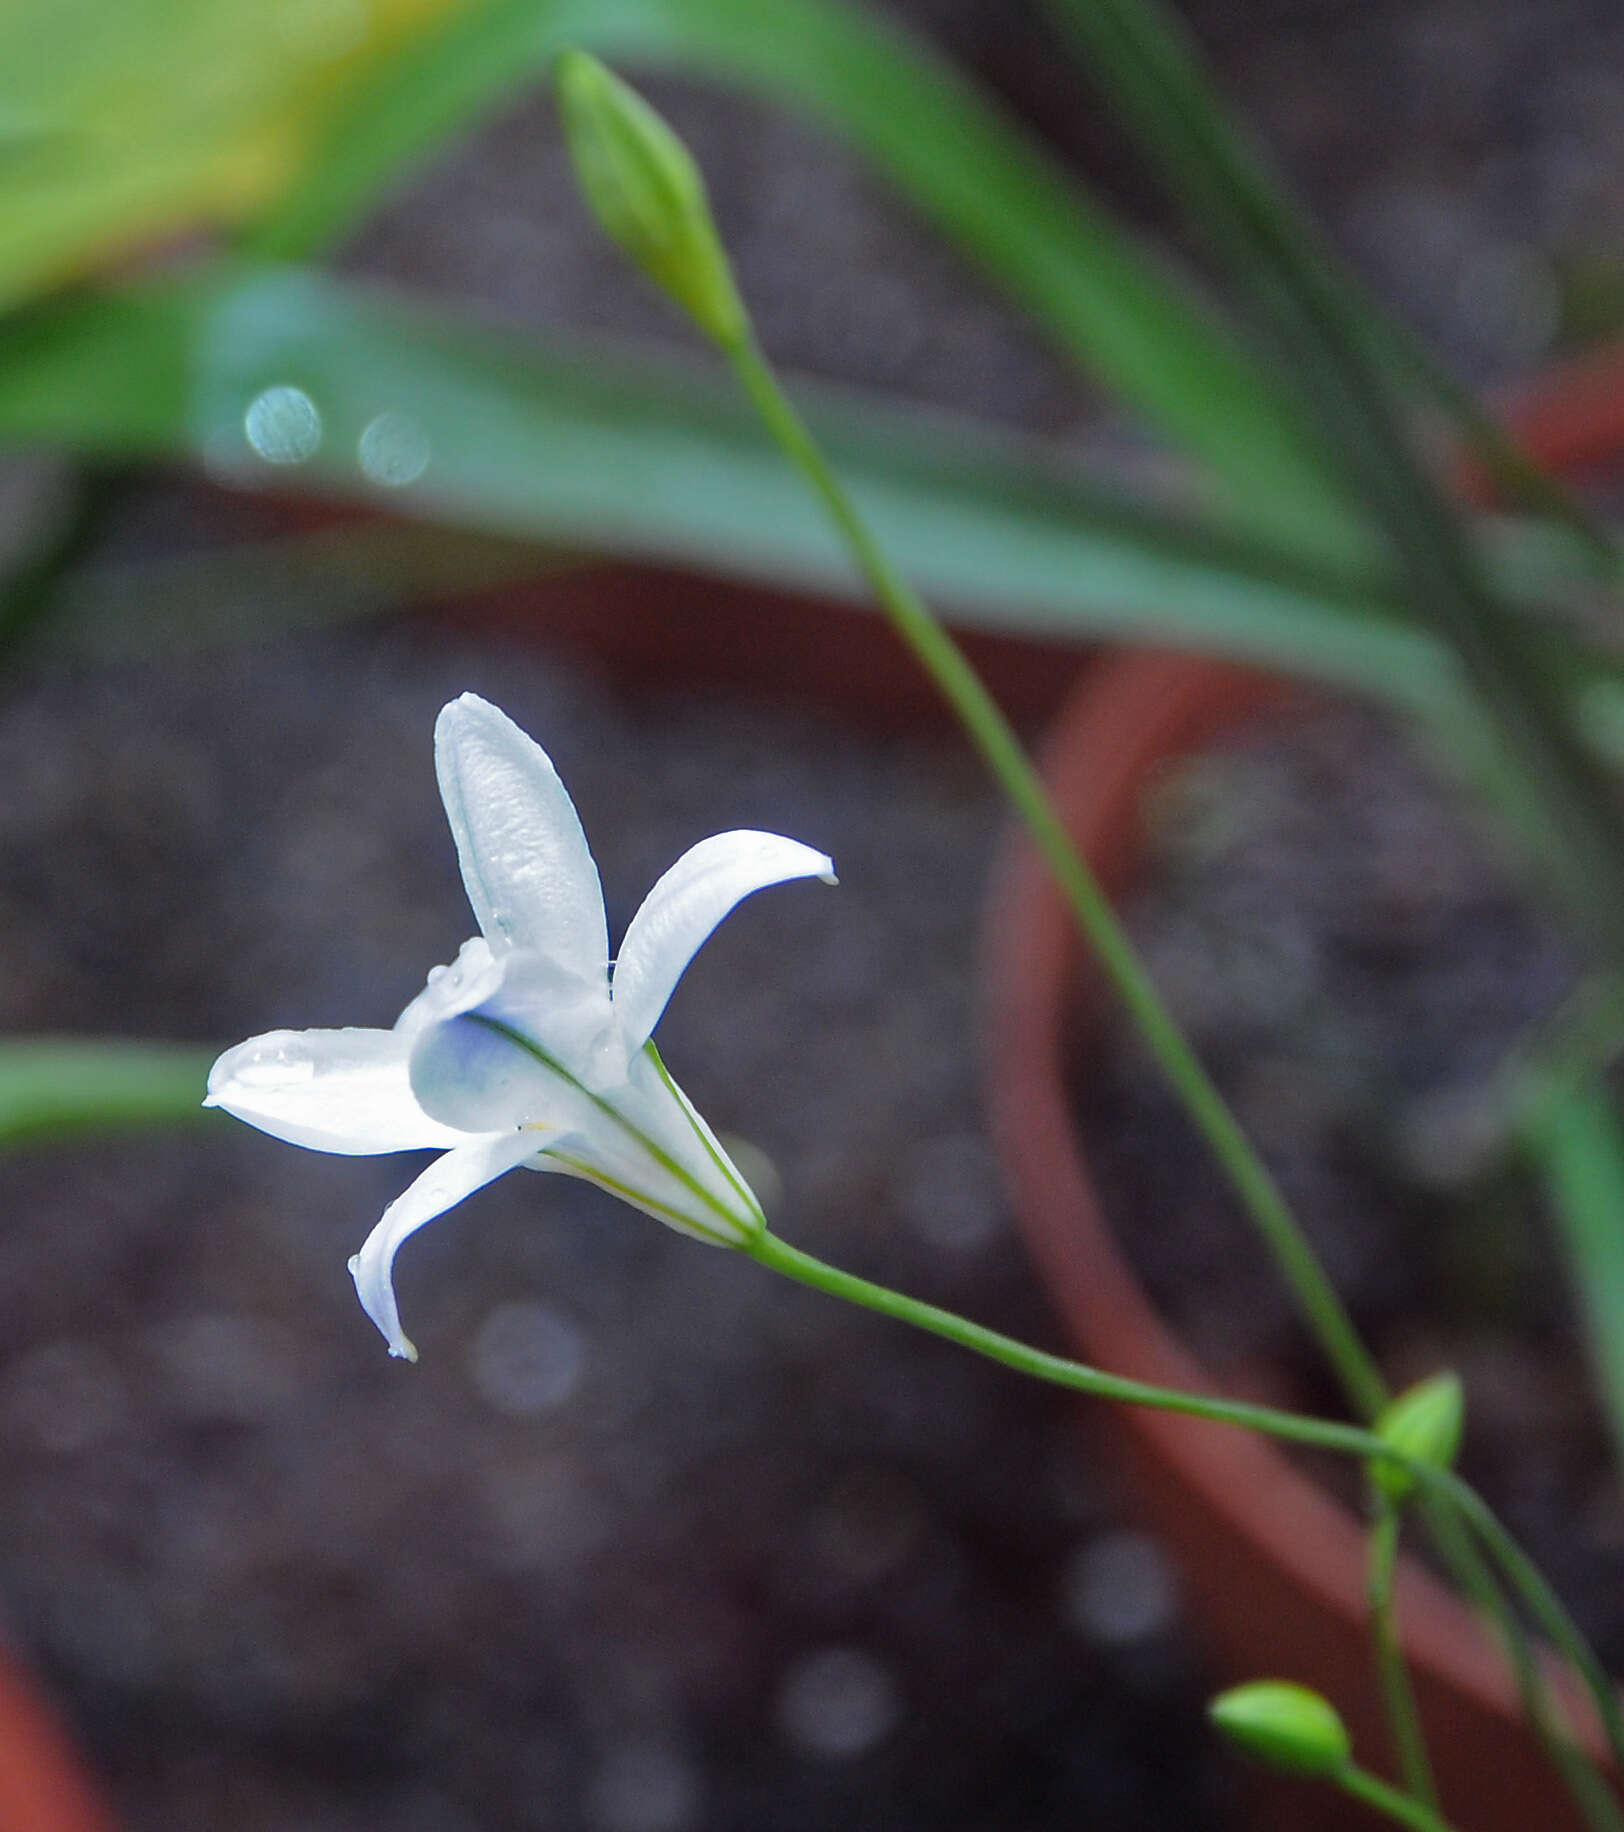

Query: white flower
(206, 693), (835, 1361)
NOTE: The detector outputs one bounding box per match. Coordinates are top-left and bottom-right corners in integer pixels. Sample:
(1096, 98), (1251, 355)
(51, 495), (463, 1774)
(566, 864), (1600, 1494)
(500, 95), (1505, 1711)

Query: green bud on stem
(554, 49), (748, 349)
(1369, 1371), (1465, 1504)
(1209, 1680), (1352, 1777)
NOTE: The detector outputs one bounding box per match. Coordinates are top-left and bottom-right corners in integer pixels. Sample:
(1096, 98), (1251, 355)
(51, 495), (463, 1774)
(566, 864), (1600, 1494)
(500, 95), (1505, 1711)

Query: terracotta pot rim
(980, 644), (1553, 1727)
(980, 349), (1624, 1770)
(0, 1642), (115, 1832)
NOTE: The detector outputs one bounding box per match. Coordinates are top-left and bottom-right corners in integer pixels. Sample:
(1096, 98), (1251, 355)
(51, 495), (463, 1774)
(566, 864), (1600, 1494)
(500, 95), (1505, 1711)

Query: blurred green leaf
(0, 1039), (215, 1145)
(1043, 0), (1614, 570)
(248, 0), (1359, 561)
(3, 266), (1620, 732)
(0, 265), (1444, 697)
(1047, 0), (1624, 975)
(1529, 1078), (1624, 1472)
(0, 0), (478, 310)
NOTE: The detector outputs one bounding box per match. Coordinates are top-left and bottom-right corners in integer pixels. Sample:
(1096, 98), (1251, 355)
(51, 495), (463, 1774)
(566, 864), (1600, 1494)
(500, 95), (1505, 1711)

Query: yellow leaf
(0, 0), (476, 309)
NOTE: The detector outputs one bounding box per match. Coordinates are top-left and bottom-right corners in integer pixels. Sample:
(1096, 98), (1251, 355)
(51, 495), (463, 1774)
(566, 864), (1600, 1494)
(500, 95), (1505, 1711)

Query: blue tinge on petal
(408, 1013), (562, 1133)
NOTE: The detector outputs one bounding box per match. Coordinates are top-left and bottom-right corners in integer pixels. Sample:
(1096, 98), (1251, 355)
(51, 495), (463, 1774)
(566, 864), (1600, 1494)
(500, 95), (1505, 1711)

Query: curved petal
(611, 830), (836, 1052)
(434, 694), (608, 979)
(408, 1004), (590, 1133)
(537, 1042), (763, 1246)
(205, 1028), (468, 1154)
(392, 936), (503, 1041)
(347, 1129), (543, 1360)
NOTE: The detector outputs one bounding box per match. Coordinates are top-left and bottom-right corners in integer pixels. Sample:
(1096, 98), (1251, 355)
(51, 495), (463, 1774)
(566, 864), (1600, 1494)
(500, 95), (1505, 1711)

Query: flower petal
(205, 1029), (468, 1154)
(435, 694), (608, 978)
(408, 1001), (592, 1133)
(611, 830), (835, 1052)
(392, 936), (503, 1040)
(534, 1042), (763, 1245)
(347, 1129), (544, 1360)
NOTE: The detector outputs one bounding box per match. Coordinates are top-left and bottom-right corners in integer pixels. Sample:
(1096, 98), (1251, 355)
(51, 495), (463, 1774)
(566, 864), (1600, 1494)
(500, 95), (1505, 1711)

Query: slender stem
(747, 1229), (1385, 1458)
(1437, 1470), (1624, 1777)
(722, 321), (1624, 1798)
(749, 1227), (1624, 1829)
(1368, 1501), (1439, 1809)
(723, 328), (1387, 1424)
(1333, 1761), (1460, 1832)
(1414, 1490), (1624, 1832)
(709, 231), (1623, 1823)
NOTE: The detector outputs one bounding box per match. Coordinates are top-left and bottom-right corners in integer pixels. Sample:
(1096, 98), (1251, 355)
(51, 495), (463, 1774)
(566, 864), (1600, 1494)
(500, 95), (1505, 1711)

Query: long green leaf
(1043, 0), (1615, 573)
(244, 0), (1358, 561)
(0, 265), (1442, 696)
(0, 0), (477, 311)
(3, 266), (1621, 727)
(1529, 1079), (1624, 1475)
(1047, 0), (1624, 977)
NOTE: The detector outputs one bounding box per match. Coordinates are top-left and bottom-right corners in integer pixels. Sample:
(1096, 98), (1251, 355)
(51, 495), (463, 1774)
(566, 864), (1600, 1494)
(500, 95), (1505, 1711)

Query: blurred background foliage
(6, 0), (1624, 1432)
(6, 0), (1624, 1438)
(0, 0), (475, 309)
(4, 3), (1624, 1828)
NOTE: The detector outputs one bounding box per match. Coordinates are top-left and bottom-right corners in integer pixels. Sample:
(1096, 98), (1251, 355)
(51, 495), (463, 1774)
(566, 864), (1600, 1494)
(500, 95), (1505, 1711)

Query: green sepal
(1209, 1680), (1352, 1777)
(555, 48), (747, 349)
(1369, 1371), (1465, 1505)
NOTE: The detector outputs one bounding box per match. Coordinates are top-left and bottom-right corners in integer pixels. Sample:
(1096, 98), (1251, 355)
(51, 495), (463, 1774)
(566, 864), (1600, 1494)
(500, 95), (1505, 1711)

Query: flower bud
(1209, 1681), (1351, 1777)
(555, 49), (748, 348)
(1369, 1371), (1464, 1504)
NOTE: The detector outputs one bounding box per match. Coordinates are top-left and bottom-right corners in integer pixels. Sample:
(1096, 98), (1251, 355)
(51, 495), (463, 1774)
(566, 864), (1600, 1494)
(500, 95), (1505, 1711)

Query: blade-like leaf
(4, 266), (1622, 735)
(0, 266), (1435, 696)
(0, 0), (477, 311)
(1043, 0), (1614, 573)
(1529, 1079), (1624, 1473)
(1048, 0), (1624, 974)
(247, 0), (1359, 561)
(41, 521), (560, 657)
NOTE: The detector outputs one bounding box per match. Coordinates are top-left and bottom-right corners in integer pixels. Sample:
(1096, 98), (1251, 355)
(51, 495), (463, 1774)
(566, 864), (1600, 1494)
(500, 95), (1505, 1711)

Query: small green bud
(1369, 1371), (1464, 1504)
(555, 49), (748, 348)
(1209, 1681), (1351, 1777)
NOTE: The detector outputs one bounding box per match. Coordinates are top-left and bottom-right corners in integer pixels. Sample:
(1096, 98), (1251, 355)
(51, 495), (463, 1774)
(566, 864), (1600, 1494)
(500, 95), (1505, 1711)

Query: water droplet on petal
(358, 410), (432, 488)
(235, 1041), (317, 1088)
(244, 385), (322, 465)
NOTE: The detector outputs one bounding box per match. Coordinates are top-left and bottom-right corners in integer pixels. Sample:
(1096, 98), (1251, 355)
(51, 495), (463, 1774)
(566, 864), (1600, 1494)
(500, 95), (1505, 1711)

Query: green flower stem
(1368, 1500), (1438, 1810)
(1332, 1761), (1460, 1832)
(722, 323), (1624, 1828)
(719, 323), (1621, 1793)
(749, 1227), (1624, 1827)
(1413, 1491), (1624, 1832)
(747, 1228), (1385, 1457)
(1437, 1469), (1624, 1777)
(722, 326), (1388, 1425)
